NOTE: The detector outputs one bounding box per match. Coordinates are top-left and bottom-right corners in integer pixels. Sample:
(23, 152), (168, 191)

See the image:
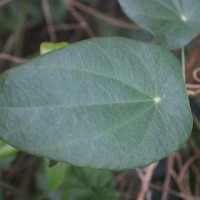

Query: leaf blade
(0, 37), (192, 169)
(118, 0), (200, 49)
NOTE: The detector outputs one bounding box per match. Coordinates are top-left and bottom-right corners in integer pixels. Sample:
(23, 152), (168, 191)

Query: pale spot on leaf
(154, 97), (161, 103)
(181, 14), (187, 22)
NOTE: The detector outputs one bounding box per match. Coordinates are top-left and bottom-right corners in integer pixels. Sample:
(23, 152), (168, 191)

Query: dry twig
(161, 154), (174, 200)
(186, 48), (200, 81)
(68, 5), (95, 37)
(193, 68), (200, 83)
(179, 153), (200, 181)
(0, 53), (27, 64)
(136, 162), (158, 200)
(51, 23), (81, 32)
(64, 0), (138, 30)
(0, 0), (13, 6)
(151, 184), (200, 200)
(41, 0), (57, 42)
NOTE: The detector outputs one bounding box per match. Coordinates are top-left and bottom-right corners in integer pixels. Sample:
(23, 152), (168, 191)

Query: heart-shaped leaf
(0, 37), (192, 169)
(118, 0), (200, 49)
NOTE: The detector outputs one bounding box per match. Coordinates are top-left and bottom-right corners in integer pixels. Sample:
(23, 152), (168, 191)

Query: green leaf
(48, 159), (58, 168)
(63, 165), (120, 200)
(40, 42), (69, 55)
(45, 161), (67, 192)
(0, 139), (17, 157)
(0, 37), (192, 170)
(118, 0), (200, 49)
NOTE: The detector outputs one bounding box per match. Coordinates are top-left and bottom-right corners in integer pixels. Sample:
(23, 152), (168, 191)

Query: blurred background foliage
(0, 0), (200, 200)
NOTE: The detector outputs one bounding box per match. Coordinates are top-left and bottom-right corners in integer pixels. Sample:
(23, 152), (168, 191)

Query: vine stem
(181, 47), (186, 82)
(186, 84), (200, 89)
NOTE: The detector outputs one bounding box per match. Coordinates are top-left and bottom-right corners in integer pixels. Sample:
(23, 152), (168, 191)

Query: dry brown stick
(150, 184), (200, 200)
(64, 0), (138, 30)
(193, 114), (200, 131)
(123, 179), (137, 200)
(196, 165), (200, 196)
(4, 153), (27, 182)
(193, 68), (200, 83)
(174, 152), (183, 171)
(189, 137), (200, 154)
(175, 153), (200, 200)
(41, 0), (57, 42)
(0, 53), (27, 64)
(170, 165), (193, 200)
(195, 177), (200, 196)
(184, 169), (192, 197)
(51, 23), (82, 32)
(69, 29), (84, 42)
(161, 154), (174, 200)
(20, 157), (40, 191)
(186, 48), (200, 82)
(136, 162), (158, 200)
(179, 153), (200, 182)
(0, 0), (13, 6)
(173, 153), (193, 200)
(191, 164), (200, 196)
(68, 5), (95, 38)
(112, 171), (128, 187)
(170, 168), (188, 199)
(2, 29), (22, 54)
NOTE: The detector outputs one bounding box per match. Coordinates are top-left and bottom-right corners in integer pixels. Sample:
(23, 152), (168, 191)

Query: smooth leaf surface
(118, 0), (200, 49)
(0, 37), (192, 169)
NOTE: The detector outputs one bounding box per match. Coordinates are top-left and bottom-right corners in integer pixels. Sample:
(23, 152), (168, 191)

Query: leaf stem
(181, 47), (186, 82)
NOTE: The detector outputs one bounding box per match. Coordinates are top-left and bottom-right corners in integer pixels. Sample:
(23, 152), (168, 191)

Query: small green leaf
(0, 140), (17, 157)
(40, 42), (69, 55)
(118, 0), (200, 49)
(45, 161), (67, 192)
(63, 165), (120, 200)
(48, 159), (58, 168)
(0, 37), (192, 170)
